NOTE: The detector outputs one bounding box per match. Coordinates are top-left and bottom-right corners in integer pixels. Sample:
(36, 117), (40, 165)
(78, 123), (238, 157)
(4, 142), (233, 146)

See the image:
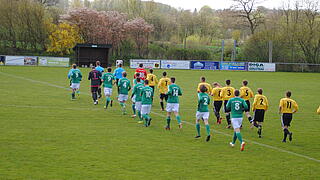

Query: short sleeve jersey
(240, 86), (254, 100)
(226, 97), (248, 118)
(70, 69), (82, 83)
(158, 77), (171, 94)
(221, 86), (235, 101)
(197, 82), (212, 94)
(132, 83), (144, 102)
(279, 98), (298, 114)
(147, 74), (158, 86)
(167, 84), (182, 103)
(252, 94), (269, 111)
(118, 77), (131, 95)
(141, 86), (154, 105)
(198, 92), (210, 112)
(102, 72), (115, 88)
(211, 87), (223, 101)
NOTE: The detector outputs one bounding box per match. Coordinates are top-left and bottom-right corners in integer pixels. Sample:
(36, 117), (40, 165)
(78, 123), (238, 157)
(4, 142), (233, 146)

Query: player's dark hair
(136, 72), (140, 77)
(144, 79), (149, 85)
(243, 80), (248, 86)
(150, 69), (153, 73)
(96, 61), (100, 66)
(286, 91), (291, 97)
(201, 76), (205, 82)
(119, 64), (122, 67)
(139, 63), (143, 68)
(72, 64), (77, 69)
(257, 88), (263, 94)
(107, 67), (112, 72)
(137, 78), (141, 83)
(226, 79), (231, 85)
(123, 72), (127, 77)
(234, 89), (240, 96)
(171, 77), (176, 83)
(163, 72), (167, 76)
(200, 85), (207, 93)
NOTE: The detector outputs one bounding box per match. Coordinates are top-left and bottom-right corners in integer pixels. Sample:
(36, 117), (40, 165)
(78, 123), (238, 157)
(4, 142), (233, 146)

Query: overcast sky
(148, 0), (288, 10)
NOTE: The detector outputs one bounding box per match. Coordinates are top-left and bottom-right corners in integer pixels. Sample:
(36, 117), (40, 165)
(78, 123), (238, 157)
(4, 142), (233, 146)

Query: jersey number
(165, 80), (168, 86)
(245, 90), (248, 96)
(227, 90), (231, 96)
(146, 91), (152, 98)
(260, 98), (264, 105)
(173, 89), (178, 96)
(123, 82), (127, 88)
(218, 90), (221, 97)
(108, 76), (112, 82)
(235, 103), (240, 110)
(203, 97), (208, 105)
(151, 76), (154, 82)
(286, 101), (292, 109)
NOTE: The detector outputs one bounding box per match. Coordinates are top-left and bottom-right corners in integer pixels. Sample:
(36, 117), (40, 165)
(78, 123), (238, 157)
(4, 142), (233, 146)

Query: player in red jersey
(135, 64), (147, 80)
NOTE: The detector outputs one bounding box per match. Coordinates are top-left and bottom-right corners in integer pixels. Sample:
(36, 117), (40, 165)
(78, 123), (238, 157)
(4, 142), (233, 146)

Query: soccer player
(146, 69), (158, 94)
(101, 67), (115, 109)
(252, 88), (269, 138)
(131, 78), (144, 123)
(221, 79), (235, 128)
(165, 77), (183, 130)
(88, 66), (102, 105)
(118, 72), (131, 114)
(95, 61), (104, 99)
(226, 89), (248, 151)
(158, 72), (171, 111)
(135, 63), (147, 80)
(240, 80), (254, 124)
(279, 91), (298, 142)
(131, 73), (144, 118)
(197, 76), (212, 94)
(114, 63), (125, 94)
(211, 82), (223, 124)
(195, 85), (211, 142)
(69, 64), (82, 100)
(141, 80), (154, 127)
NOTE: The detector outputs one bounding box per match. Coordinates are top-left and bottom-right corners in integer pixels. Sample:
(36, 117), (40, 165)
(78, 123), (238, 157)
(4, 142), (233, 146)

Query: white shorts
(196, 111), (210, 120)
(166, 103), (179, 112)
(131, 95), (136, 103)
(118, 94), (128, 102)
(141, 104), (152, 115)
(70, 83), (80, 89)
(231, 118), (243, 129)
(135, 101), (142, 111)
(104, 87), (112, 96)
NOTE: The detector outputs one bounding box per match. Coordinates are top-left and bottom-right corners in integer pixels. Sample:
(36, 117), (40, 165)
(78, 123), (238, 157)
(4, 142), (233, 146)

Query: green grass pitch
(0, 66), (319, 179)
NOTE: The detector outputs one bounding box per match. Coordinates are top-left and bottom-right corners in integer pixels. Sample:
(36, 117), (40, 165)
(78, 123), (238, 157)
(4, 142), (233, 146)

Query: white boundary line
(1, 71), (319, 163)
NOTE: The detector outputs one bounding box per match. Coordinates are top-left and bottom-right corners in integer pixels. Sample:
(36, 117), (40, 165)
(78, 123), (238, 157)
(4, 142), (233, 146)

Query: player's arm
(243, 99), (249, 111)
(265, 97), (269, 111)
(178, 87), (182, 96)
(155, 76), (159, 84)
(197, 84), (201, 93)
(88, 72), (91, 80)
(279, 99), (283, 114)
(131, 87), (136, 98)
(226, 99), (231, 112)
(128, 82), (131, 91)
(220, 88), (225, 99)
(166, 86), (172, 95)
(293, 101), (298, 113)
(252, 96), (258, 111)
(157, 79), (162, 88)
(250, 89), (254, 98)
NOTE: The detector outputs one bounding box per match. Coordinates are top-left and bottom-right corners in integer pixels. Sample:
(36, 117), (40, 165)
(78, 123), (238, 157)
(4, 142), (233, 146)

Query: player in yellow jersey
(158, 72), (171, 111)
(221, 79), (235, 128)
(252, 88), (269, 138)
(279, 91), (298, 142)
(211, 82), (223, 124)
(197, 77), (212, 94)
(146, 69), (158, 94)
(240, 80), (254, 124)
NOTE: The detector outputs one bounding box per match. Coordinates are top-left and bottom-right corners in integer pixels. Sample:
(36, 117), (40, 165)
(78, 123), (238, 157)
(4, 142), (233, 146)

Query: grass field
(0, 66), (319, 179)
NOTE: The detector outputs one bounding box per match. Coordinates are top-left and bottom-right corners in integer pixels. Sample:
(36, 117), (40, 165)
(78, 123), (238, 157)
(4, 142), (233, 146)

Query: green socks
(205, 124), (210, 136)
(166, 117), (171, 127)
(132, 104), (136, 115)
(196, 123), (200, 136)
(120, 103), (126, 113)
(106, 97), (110, 107)
(138, 111), (142, 120)
(176, 115), (181, 124)
(143, 114), (150, 125)
(232, 132), (237, 144)
(236, 132), (243, 144)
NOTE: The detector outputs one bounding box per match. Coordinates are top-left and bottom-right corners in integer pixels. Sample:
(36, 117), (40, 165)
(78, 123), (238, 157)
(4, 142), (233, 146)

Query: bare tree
(232, 0), (264, 35)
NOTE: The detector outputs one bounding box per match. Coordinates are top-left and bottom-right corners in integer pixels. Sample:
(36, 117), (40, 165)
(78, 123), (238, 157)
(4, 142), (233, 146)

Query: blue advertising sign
(190, 61), (219, 70)
(220, 62), (247, 71)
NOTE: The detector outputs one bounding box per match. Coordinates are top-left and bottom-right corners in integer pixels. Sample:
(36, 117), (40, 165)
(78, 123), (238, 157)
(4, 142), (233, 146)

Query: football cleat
(240, 142), (246, 151)
(94, 101), (98, 105)
(206, 135), (211, 142)
(131, 115), (137, 118)
(226, 125), (231, 129)
(229, 142), (235, 147)
(148, 118), (152, 126)
(165, 126), (170, 130)
(194, 135), (201, 139)
(104, 106), (107, 109)
(178, 123), (183, 129)
(218, 117), (222, 124)
(282, 140), (286, 143)
(289, 132), (293, 141)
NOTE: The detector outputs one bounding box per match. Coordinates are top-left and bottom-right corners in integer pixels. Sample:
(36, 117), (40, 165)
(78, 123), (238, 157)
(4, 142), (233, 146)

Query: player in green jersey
(131, 73), (144, 118)
(69, 64), (82, 100)
(195, 85), (211, 142)
(101, 67), (115, 109)
(165, 77), (183, 130)
(141, 80), (154, 127)
(226, 90), (248, 151)
(131, 78), (144, 124)
(118, 72), (131, 115)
